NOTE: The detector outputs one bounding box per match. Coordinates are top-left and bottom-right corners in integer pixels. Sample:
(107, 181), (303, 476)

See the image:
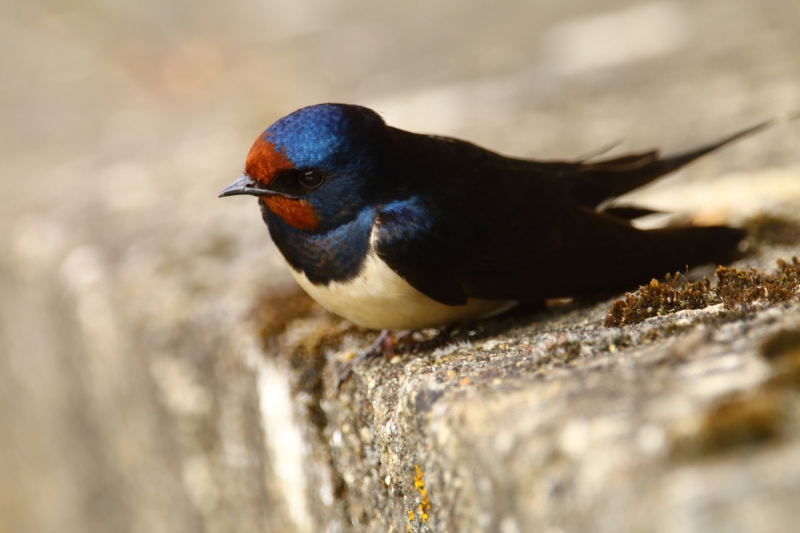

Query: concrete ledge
(259, 248), (800, 532)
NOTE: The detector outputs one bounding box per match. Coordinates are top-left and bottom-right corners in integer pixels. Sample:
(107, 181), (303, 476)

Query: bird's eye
(298, 170), (326, 189)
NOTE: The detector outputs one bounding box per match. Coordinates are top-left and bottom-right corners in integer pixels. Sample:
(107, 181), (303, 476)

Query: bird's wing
(373, 199), (469, 306)
(374, 197), (743, 305)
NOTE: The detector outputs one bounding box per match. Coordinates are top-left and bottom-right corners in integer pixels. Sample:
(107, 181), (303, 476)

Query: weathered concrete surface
(2, 0), (800, 532)
(263, 244), (800, 532)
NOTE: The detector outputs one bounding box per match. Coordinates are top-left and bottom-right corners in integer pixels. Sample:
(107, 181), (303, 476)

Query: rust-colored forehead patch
(262, 196), (319, 231)
(247, 134), (318, 231)
(245, 134), (294, 184)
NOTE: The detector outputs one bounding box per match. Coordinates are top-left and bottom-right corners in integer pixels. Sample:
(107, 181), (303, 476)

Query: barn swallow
(220, 103), (766, 332)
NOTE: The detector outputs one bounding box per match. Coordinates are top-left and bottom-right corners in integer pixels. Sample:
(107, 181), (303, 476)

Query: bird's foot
(337, 330), (397, 389)
(337, 326), (459, 389)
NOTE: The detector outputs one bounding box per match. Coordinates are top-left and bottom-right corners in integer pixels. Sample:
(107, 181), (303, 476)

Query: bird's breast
(283, 246), (515, 331)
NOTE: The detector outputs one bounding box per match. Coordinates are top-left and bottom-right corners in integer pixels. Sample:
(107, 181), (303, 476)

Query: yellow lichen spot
(413, 464), (431, 523)
(418, 505), (429, 523)
(407, 509), (415, 522)
(413, 465), (424, 491)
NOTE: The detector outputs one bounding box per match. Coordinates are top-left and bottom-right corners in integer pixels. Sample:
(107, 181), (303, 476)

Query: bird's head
(219, 103), (391, 232)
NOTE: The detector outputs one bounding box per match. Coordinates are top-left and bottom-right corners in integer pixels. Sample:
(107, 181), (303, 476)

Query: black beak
(218, 174), (277, 198)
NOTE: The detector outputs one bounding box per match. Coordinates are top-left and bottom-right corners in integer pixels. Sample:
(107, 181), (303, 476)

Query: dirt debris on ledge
(255, 220), (800, 533)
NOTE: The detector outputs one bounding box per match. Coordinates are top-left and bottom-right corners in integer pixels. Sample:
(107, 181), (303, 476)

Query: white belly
(285, 251), (516, 331)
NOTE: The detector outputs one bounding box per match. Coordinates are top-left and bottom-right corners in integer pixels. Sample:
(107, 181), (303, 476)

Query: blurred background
(1, 0), (799, 532)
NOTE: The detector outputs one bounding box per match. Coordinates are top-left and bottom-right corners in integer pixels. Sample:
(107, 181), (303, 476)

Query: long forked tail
(568, 116), (793, 209)
(595, 223), (746, 293)
(540, 208), (748, 299)
(644, 224), (747, 273)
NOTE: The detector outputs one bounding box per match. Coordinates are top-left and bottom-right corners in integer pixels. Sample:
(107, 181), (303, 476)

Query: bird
(219, 103), (766, 333)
